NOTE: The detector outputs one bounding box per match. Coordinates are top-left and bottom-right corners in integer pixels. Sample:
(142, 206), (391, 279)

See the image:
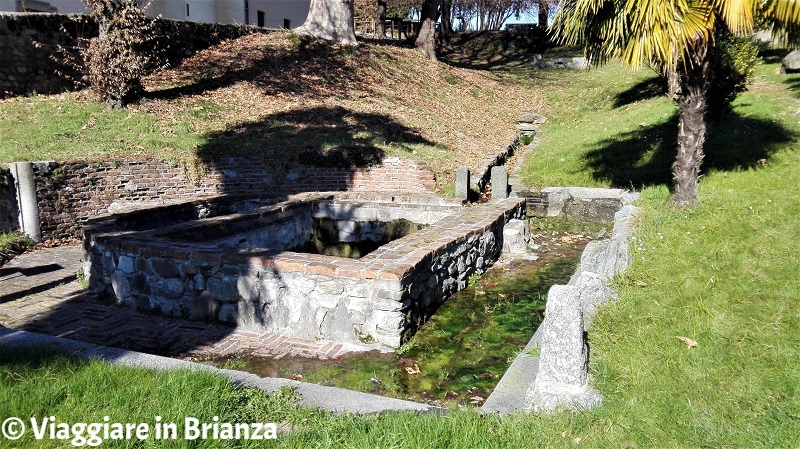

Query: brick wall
(30, 156), (437, 240)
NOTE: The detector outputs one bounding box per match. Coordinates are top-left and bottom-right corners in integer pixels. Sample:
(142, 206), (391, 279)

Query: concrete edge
(482, 187), (638, 414)
(0, 327), (445, 416)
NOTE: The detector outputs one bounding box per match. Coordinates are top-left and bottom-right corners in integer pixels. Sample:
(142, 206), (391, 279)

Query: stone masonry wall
(83, 194), (524, 347)
(28, 156), (436, 240)
(0, 13), (258, 96)
(0, 13), (96, 96)
(0, 168), (18, 232)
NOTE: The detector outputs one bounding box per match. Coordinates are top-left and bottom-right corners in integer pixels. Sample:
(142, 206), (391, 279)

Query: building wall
(248, 0), (308, 28)
(186, 0), (216, 22)
(216, 0), (244, 24)
(0, 0), (17, 11)
(1, 0), (308, 25)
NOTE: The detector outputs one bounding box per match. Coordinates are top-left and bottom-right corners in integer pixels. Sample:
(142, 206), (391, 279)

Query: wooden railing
(354, 18), (419, 40)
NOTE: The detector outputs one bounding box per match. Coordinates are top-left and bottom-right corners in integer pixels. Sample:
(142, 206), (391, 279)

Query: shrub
(707, 26), (760, 121)
(83, 0), (166, 108)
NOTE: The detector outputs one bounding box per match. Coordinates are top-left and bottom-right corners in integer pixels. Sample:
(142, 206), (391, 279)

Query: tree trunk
(295, 0), (358, 46)
(375, 0), (387, 39)
(666, 66), (681, 99)
(538, 1), (548, 27)
(666, 45), (681, 99)
(438, 0), (452, 46)
(415, 0), (440, 61)
(672, 40), (710, 207)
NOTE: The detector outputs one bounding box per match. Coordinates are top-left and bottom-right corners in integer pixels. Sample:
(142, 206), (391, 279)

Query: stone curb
(0, 327), (444, 415)
(470, 137), (522, 193)
(482, 187), (639, 415)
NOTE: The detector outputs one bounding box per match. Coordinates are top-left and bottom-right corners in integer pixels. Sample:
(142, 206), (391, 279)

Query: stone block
(527, 285), (602, 412)
(189, 293), (218, 321)
(346, 283), (369, 298)
(237, 276), (259, 301)
(117, 255), (135, 274)
(455, 167), (470, 200)
(152, 278), (184, 299)
(502, 219), (529, 254)
(150, 258), (181, 278)
(110, 270), (131, 300)
(491, 166), (509, 200)
(130, 272), (149, 293)
(541, 187), (569, 217)
(518, 112), (547, 124)
(611, 204), (638, 239)
(206, 277), (239, 302)
(320, 304), (355, 341)
(573, 271), (617, 329)
(317, 280), (344, 296)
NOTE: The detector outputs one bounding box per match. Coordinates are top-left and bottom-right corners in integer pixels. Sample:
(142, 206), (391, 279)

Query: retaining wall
(10, 156), (436, 240)
(0, 12), (258, 96)
(0, 168), (18, 232)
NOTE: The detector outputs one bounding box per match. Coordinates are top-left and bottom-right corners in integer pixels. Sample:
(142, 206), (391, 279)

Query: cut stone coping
(0, 326), (444, 415)
(482, 187), (639, 415)
(84, 192), (524, 283)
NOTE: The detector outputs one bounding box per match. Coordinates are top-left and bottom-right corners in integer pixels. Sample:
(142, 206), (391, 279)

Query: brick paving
(0, 245), (383, 361)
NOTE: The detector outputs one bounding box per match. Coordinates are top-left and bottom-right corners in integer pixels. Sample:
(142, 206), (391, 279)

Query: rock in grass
(782, 50), (800, 74)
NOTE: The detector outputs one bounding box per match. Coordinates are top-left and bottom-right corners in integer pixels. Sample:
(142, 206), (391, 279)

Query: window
(186, 3), (189, 16)
(244, 0), (249, 24)
(257, 10), (265, 27)
(283, 18), (291, 29)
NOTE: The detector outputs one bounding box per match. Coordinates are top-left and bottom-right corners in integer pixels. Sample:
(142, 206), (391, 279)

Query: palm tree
(550, 0), (800, 206)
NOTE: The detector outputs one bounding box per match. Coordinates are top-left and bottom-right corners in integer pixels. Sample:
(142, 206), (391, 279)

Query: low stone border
(0, 327), (443, 415)
(482, 187), (639, 414)
(470, 138), (522, 193)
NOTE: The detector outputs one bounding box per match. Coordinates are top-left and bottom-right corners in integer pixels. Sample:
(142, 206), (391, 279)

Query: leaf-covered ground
(1, 31), (543, 190)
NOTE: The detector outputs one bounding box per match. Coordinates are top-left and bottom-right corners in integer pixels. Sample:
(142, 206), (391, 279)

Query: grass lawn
(2, 36), (800, 447)
(0, 231), (33, 267)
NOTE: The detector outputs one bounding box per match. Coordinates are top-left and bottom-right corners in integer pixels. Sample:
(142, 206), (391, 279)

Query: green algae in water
(207, 235), (588, 406)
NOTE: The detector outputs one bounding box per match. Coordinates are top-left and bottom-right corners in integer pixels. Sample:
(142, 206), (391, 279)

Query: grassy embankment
(1, 33), (799, 447)
(0, 31), (540, 190)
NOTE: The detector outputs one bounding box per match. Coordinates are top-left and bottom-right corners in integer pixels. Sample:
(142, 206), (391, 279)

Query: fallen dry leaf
(290, 373), (304, 381)
(468, 395), (485, 405)
(404, 365), (421, 375)
(675, 336), (699, 348)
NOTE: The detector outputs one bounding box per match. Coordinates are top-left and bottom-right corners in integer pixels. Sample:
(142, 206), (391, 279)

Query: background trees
(550, 0), (800, 206)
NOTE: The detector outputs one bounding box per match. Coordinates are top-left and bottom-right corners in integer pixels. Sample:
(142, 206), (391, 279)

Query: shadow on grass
(439, 30), (555, 72)
(759, 48), (790, 65)
(613, 76), (667, 108)
(196, 105), (433, 172)
(781, 74), (800, 96)
(584, 111), (797, 189)
(147, 36), (367, 101)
